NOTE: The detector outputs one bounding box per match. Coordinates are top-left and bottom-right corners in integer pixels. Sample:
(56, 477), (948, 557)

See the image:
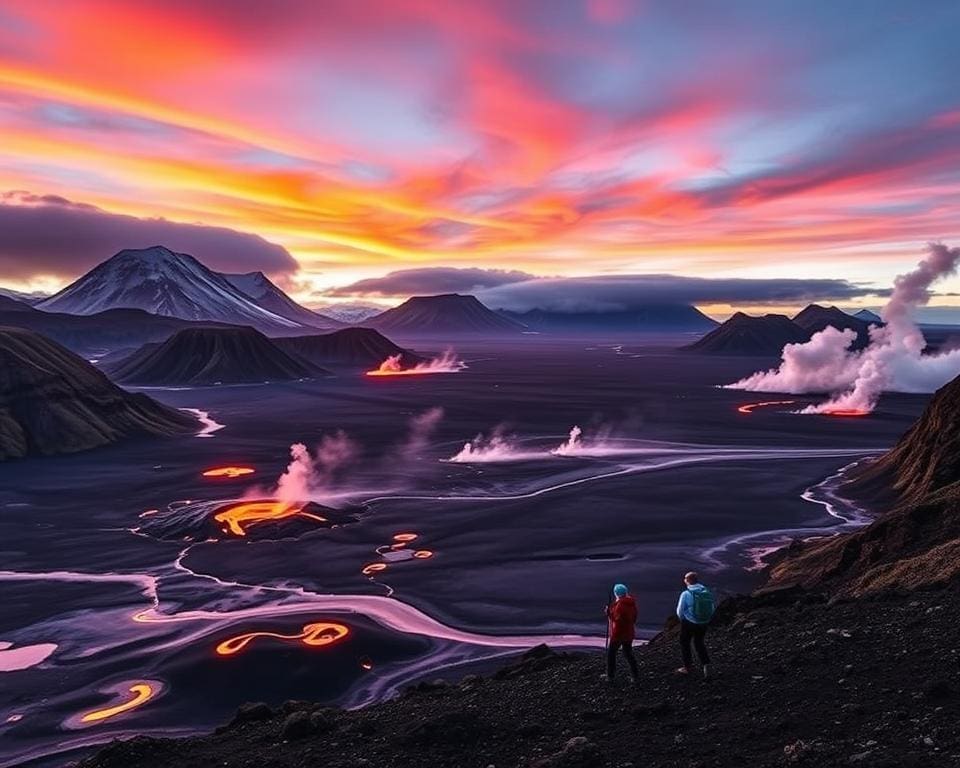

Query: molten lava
(216, 622), (349, 656)
(360, 657), (374, 671)
(822, 409), (870, 417)
(202, 466), (255, 479)
(413, 550), (434, 559)
(737, 400), (798, 414)
(362, 562), (388, 576)
(213, 501), (310, 537)
(365, 351), (465, 377)
(393, 533), (418, 543)
(80, 683), (155, 724)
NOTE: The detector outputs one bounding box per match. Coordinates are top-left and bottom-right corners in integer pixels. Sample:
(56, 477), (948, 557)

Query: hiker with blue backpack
(676, 571), (715, 678)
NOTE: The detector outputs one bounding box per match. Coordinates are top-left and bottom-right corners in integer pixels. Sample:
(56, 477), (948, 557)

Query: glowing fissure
(79, 683), (157, 724)
(737, 400), (798, 414)
(366, 349), (465, 376)
(215, 622), (349, 656)
(202, 466), (255, 478)
(213, 501), (306, 536)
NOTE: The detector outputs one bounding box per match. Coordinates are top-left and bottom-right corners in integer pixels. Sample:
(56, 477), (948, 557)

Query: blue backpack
(690, 587), (716, 623)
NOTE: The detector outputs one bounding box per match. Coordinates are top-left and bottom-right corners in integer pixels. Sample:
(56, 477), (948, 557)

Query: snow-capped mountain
(37, 246), (321, 333)
(223, 272), (342, 330)
(311, 303), (384, 325)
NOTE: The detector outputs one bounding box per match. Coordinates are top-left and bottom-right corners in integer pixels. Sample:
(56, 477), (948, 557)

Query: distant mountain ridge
(0, 326), (196, 460)
(366, 294), (525, 335)
(683, 311), (809, 355)
(109, 327), (328, 386)
(223, 271), (343, 330)
(275, 327), (423, 368)
(793, 304), (874, 348)
(0, 302), (241, 356)
(38, 246), (338, 334)
(500, 304), (717, 333)
(686, 303), (885, 355)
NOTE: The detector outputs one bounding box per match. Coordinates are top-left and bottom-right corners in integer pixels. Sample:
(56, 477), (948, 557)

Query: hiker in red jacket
(605, 582), (640, 684)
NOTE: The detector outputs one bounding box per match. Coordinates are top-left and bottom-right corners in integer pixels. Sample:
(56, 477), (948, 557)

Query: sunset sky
(0, 0), (958, 316)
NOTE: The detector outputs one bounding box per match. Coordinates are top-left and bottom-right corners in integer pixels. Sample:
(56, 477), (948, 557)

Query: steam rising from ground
(448, 423), (646, 462)
(447, 426), (540, 463)
(265, 407), (447, 501)
(728, 243), (960, 413)
(275, 432), (358, 502)
(367, 350), (466, 376)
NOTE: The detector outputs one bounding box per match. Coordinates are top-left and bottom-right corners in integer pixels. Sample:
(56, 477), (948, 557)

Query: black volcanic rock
(500, 305), (717, 333)
(0, 305), (240, 356)
(366, 294), (525, 335)
(792, 304), (874, 348)
(769, 373), (960, 596)
(274, 327), (424, 367)
(0, 327), (196, 460)
(109, 327), (329, 386)
(78, 588), (960, 768)
(683, 312), (809, 355)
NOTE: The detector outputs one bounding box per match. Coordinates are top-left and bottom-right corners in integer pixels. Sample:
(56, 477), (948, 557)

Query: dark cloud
(477, 274), (888, 314)
(328, 266), (536, 297)
(0, 191), (298, 280)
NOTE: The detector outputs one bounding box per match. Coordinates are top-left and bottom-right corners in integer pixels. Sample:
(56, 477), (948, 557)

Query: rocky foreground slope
(78, 375), (960, 768)
(0, 327), (196, 459)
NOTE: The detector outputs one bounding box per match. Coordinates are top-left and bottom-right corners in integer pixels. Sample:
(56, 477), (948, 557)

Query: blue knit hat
(613, 583), (628, 597)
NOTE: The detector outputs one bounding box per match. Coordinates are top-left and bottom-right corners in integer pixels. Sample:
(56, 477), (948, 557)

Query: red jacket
(608, 595), (637, 642)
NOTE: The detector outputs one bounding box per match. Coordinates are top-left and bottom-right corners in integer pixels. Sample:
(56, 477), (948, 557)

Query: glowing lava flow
(822, 409), (870, 417)
(365, 350), (465, 377)
(215, 622), (349, 656)
(80, 683), (156, 724)
(202, 466), (255, 479)
(737, 400), (797, 414)
(213, 501), (313, 537)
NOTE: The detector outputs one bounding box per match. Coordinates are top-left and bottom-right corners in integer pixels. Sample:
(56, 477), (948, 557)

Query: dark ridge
(792, 304), (875, 349)
(365, 294), (526, 335)
(0, 326), (196, 460)
(0, 304), (240, 356)
(109, 327), (330, 386)
(274, 327), (424, 368)
(499, 305), (718, 333)
(768, 373), (960, 596)
(682, 312), (810, 355)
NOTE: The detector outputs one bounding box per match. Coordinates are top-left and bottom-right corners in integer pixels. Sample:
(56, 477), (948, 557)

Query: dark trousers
(680, 619), (710, 668)
(606, 639), (639, 680)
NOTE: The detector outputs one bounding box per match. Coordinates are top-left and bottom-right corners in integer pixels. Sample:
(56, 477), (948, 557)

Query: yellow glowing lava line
(80, 684), (155, 723)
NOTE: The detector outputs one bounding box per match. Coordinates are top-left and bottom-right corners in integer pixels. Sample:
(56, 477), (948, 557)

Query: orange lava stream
(213, 501), (305, 536)
(393, 533), (418, 543)
(362, 562), (388, 576)
(413, 550), (434, 559)
(80, 684), (155, 723)
(737, 400), (797, 414)
(365, 368), (433, 377)
(822, 409), (870, 417)
(202, 466), (256, 479)
(215, 622), (350, 656)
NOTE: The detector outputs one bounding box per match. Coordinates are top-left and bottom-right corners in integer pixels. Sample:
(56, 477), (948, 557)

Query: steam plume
(366, 349), (465, 376)
(447, 426), (540, 463)
(728, 243), (960, 413)
(274, 431), (358, 501)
